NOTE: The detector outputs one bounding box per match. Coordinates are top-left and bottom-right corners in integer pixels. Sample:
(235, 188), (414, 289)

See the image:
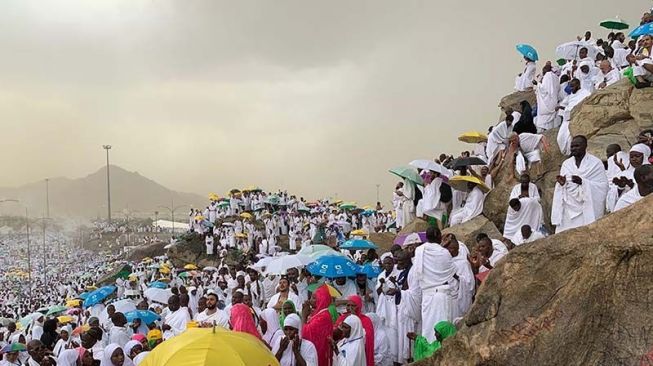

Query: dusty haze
(0, 0), (647, 208)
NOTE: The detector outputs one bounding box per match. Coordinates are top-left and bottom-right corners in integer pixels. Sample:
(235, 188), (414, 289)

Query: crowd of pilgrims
(3, 9), (653, 366)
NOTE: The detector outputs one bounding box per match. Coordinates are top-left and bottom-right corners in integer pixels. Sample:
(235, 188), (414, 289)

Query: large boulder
(399, 218), (430, 235)
(416, 195), (653, 366)
(369, 232), (396, 253)
(442, 215), (501, 252)
(498, 89), (536, 121)
(126, 241), (168, 262)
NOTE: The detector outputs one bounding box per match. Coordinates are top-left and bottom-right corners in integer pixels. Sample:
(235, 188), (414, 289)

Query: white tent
(153, 219), (189, 232)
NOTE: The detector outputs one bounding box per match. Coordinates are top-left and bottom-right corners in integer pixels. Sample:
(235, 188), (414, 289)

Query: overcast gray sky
(0, 0), (648, 207)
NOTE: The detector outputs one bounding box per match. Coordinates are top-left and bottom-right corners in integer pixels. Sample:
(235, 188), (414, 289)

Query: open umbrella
(449, 157), (487, 170)
(46, 305), (68, 316)
(358, 264), (382, 278)
(208, 193), (220, 201)
(600, 17), (628, 30)
(389, 166), (424, 186)
(144, 288), (173, 304)
(78, 292), (90, 300)
(350, 229), (368, 237)
(1, 343), (26, 353)
(555, 41), (598, 61)
(139, 327), (279, 366)
(516, 44), (539, 61)
(57, 315), (75, 324)
(106, 299), (137, 314)
(203, 266), (218, 272)
(408, 160), (451, 177)
(65, 299), (82, 308)
(264, 254), (313, 275)
(307, 255), (359, 278)
(83, 286), (117, 308)
(394, 232), (426, 246)
(298, 245), (344, 259)
(252, 256), (275, 269)
(217, 201), (230, 208)
(458, 131), (488, 144)
(184, 264), (198, 270)
(339, 202), (357, 211)
(149, 281), (168, 289)
(630, 22), (653, 38)
(340, 239), (378, 250)
(18, 313), (43, 328)
(306, 283), (342, 297)
(125, 310), (161, 325)
(448, 175), (491, 194)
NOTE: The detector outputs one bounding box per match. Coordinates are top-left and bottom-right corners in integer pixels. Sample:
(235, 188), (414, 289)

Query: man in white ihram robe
(535, 65), (560, 131)
(551, 136), (608, 233)
(503, 197), (543, 242)
(413, 228), (458, 343)
(449, 184), (485, 226)
(556, 79), (591, 155)
(416, 173), (445, 222)
(395, 253), (421, 364)
(515, 58), (536, 92)
(486, 116), (514, 164)
(442, 236), (474, 318)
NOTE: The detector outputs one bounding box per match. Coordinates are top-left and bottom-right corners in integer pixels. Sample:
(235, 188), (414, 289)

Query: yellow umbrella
(239, 212), (253, 220)
(448, 175), (491, 193)
(194, 215), (205, 221)
(350, 229), (368, 237)
(159, 267), (171, 275)
(142, 257), (153, 264)
(85, 285), (97, 291)
(139, 327), (280, 366)
(208, 193), (220, 201)
(235, 233), (247, 239)
(184, 264), (198, 270)
(458, 131), (488, 144)
(57, 316), (74, 324)
(65, 299), (82, 307)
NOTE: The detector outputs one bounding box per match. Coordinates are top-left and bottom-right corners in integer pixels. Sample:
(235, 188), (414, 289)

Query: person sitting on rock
(629, 34), (653, 89)
(448, 182), (485, 227)
(614, 165), (653, 211)
(594, 60), (621, 89)
(606, 144), (651, 212)
(468, 233), (508, 274)
(511, 224), (545, 245)
(503, 197), (543, 243)
(509, 173), (540, 200)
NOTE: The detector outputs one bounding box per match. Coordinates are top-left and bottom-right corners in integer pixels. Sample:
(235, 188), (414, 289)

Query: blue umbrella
(361, 210), (375, 217)
(340, 239), (378, 250)
(125, 310), (160, 325)
(307, 255), (359, 278)
(148, 281), (168, 289)
(516, 44), (539, 61)
(78, 292), (90, 300)
(630, 23), (653, 38)
(357, 264), (382, 278)
(83, 286), (116, 308)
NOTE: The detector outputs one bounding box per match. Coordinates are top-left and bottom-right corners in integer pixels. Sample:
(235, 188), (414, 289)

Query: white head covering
(630, 144), (651, 164)
(124, 340), (142, 360)
(132, 351), (149, 365)
(283, 313), (302, 330)
(380, 252), (393, 261)
(101, 343), (135, 366)
(338, 315), (367, 365)
(57, 349), (78, 366)
(343, 315), (364, 340)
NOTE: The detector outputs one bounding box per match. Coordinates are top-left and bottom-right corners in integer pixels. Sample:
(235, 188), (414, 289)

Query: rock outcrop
(416, 195), (653, 366)
(126, 241), (168, 262)
(442, 215), (501, 252)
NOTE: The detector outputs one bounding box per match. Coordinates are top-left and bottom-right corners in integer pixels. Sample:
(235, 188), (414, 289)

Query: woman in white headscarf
(271, 314), (317, 366)
(123, 340), (143, 364)
(365, 313), (393, 366)
(57, 349), (79, 366)
(100, 344), (134, 366)
(334, 315), (366, 366)
(260, 308), (283, 346)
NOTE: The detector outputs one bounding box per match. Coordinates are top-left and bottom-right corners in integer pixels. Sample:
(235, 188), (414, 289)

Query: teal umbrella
(516, 44), (539, 61)
(389, 166), (424, 186)
(339, 203), (357, 211)
(19, 313), (43, 327)
(2, 343), (27, 352)
(46, 305), (68, 316)
(600, 17), (628, 30)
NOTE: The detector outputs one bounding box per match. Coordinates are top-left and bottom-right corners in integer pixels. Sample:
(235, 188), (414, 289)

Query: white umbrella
(555, 41), (599, 61)
(265, 254), (314, 275)
(202, 266), (218, 272)
(252, 256), (274, 269)
(298, 245), (345, 259)
(409, 159), (451, 177)
(144, 288), (173, 304)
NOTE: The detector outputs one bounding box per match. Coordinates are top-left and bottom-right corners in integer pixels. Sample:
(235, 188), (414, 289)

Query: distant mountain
(0, 165), (206, 220)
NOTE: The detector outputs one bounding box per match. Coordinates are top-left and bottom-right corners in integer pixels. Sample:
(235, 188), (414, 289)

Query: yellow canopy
(235, 233), (247, 239)
(139, 327), (280, 366)
(448, 175), (491, 193)
(57, 316), (74, 324)
(458, 131), (488, 144)
(208, 193), (220, 201)
(65, 299), (82, 307)
(159, 267), (171, 275)
(239, 212), (253, 220)
(184, 264), (198, 270)
(350, 229), (368, 237)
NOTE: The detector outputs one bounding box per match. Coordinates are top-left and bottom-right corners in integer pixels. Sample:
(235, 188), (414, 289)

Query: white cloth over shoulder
(449, 186), (485, 226)
(535, 71), (560, 131)
(614, 186), (644, 211)
(334, 315), (366, 366)
(503, 197), (543, 241)
(509, 183), (540, 200)
(551, 154), (608, 233)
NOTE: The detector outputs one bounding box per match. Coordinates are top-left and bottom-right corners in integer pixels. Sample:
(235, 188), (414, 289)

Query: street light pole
(158, 199), (189, 235)
(45, 178), (50, 218)
(102, 145), (112, 224)
(376, 184), (380, 203)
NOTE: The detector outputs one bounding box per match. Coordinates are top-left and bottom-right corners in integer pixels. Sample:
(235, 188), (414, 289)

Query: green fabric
(328, 304), (339, 323)
(624, 67), (637, 86)
(279, 299), (297, 327)
(413, 321), (457, 361)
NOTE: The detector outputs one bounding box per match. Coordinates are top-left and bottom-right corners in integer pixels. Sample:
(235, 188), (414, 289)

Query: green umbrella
(600, 17), (629, 30)
(389, 166), (424, 186)
(339, 202), (357, 210)
(2, 343), (27, 352)
(46, 305), (68, 316)
(19, 313), (43, 327)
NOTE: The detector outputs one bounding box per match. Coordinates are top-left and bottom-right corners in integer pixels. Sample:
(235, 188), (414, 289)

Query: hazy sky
(0, 0), (648, 207)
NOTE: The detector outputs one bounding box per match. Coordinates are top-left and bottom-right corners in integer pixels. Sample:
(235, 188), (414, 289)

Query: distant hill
(0, 165), (205, 220)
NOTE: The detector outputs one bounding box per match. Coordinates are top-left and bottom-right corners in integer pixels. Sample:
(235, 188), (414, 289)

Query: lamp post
(154, 211), (159, 237)
(375, 184), (380, 203)
(102, 145), (112, 224)
(45, 178), (50, 218)
(158, 199), (189, 234)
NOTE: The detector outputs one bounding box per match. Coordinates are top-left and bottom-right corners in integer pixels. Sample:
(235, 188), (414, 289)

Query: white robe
(515, 61), (536, 91)
(396, 267), (420, 364)
(335, 316), (367, 366)
(272, 336), (318, 366)
(557, 89), (591, 155)
(516, 133), (544, 174)
(509, 183), (540, 200)
(414, 242), (457, 343)
(535, 72), (560, 131)
(486, 121), (513, 164)
(400, 179), (416, 228)
(366, 313), (393, 366)
(551, 154), (608, 233)
(375, 269), (398, 362)
(449, 186), (485, 226)
(503, 197), (543, 241)
(194, 308), (230, 329)
(451, 244), (475, 318)
(417, 177), (444, 220)
(512, 230), (545, 245)
(614, 186), (644, 211)
(606, 166), (636, 213)
(479, 240), (508, 273)
(163, 308), (191, 340)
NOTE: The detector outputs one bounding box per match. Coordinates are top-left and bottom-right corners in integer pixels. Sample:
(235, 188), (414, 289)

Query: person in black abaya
(512, 100), (538, 134)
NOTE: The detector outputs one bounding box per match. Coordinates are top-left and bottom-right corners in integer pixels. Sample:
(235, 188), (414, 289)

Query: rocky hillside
(415, 81), (653, 365)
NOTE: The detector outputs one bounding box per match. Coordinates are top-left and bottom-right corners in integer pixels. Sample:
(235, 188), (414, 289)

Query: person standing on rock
(412, 227), (458, 344)
(555, 79), (591, 155)
(534, 63), (560, 132)
(551, 135), (608, 233)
